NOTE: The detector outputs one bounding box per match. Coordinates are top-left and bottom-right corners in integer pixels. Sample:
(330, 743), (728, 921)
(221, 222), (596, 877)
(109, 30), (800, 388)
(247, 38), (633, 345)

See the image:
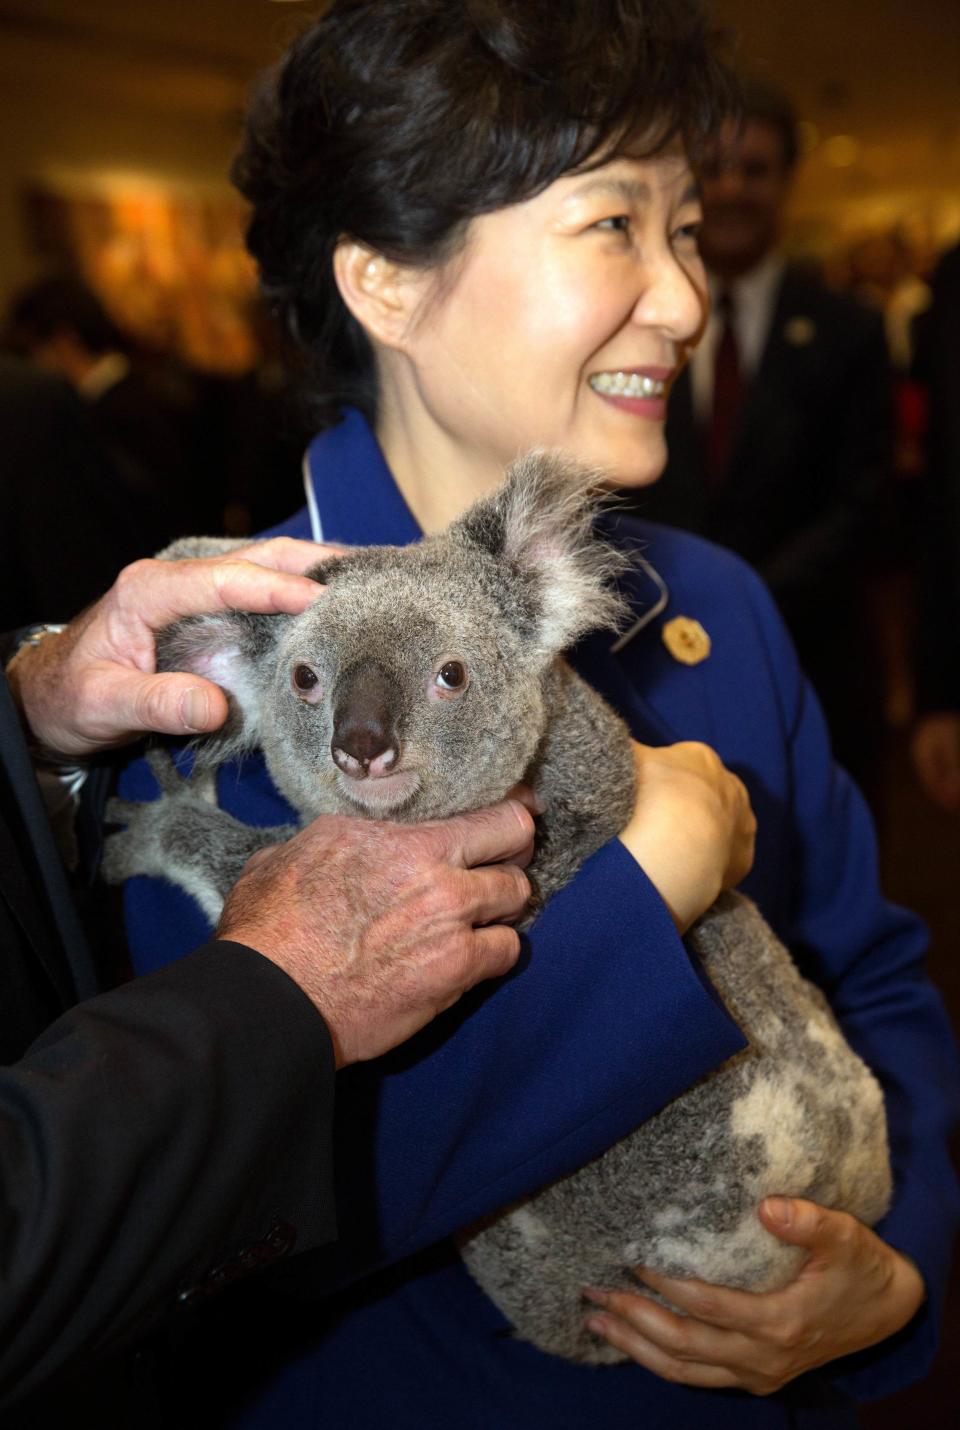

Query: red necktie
(706, 289), (744, 486)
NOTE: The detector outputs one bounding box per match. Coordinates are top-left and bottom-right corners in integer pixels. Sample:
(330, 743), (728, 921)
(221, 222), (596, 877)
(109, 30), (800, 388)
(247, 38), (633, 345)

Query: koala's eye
(293, 664), (318, 690)
(291, 664), (322, 703)
(435, 661), (467, 692)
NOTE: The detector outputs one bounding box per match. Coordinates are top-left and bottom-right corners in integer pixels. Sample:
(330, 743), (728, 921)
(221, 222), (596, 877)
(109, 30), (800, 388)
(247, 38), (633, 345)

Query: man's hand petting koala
(6, 539), (335, 758)
(218, 797), (538, 1065)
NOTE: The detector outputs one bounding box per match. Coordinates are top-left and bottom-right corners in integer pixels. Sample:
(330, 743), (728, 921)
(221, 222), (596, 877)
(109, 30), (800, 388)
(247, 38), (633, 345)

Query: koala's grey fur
(103, 451), (891, 1364)
(459, 893), (891, 1362)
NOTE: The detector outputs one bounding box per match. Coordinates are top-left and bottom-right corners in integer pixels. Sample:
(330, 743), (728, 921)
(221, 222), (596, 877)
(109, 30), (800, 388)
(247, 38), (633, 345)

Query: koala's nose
(331, 662), (400, 780)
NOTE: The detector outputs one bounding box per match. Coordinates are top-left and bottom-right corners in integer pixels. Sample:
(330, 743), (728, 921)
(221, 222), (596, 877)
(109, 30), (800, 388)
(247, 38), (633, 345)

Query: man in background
(6, 275), (200, 544)
(632, 82), (894, 798)
(911, 241), (960, 811)
(0, 353), (147, 629)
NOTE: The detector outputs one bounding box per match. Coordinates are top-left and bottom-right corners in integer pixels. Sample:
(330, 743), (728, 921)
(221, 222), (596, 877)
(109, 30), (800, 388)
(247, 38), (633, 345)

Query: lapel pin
(784, 315), (816, 346)
(662, 616), (711, 666)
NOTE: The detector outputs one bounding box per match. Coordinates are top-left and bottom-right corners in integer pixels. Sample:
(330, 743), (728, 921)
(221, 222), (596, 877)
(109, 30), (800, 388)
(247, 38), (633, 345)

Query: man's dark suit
(0, 357), (154, 631)
(0, 669), (337, 1419)
(914, 243), (960, 712)
(631, 267), (893, 788)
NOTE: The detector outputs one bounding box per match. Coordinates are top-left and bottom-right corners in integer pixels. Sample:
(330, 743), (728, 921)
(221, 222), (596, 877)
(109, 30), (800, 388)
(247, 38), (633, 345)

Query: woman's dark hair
(233, 0), (735, 425)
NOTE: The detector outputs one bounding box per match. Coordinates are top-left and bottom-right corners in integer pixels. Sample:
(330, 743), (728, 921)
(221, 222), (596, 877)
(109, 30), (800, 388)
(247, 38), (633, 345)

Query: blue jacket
(120, 410), (960, 1429)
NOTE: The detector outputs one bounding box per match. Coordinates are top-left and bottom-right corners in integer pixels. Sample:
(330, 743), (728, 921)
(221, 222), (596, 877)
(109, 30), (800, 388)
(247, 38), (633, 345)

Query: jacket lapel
(732, 268), (811, 471)
(305, 410), (422, 546)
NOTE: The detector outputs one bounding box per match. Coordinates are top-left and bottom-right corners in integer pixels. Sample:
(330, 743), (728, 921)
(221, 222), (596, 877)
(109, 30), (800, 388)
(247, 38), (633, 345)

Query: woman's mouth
(587, 368), (672, 420)
(588, 371), (668, 398)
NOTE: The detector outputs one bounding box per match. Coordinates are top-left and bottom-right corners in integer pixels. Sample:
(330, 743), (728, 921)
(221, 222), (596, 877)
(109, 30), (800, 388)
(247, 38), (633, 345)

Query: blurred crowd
(1, 79), (958, 817)
(0, 275), (309, 631)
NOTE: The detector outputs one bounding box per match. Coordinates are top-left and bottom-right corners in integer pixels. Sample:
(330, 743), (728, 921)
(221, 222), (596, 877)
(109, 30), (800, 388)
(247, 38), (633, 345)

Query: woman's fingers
(583, 1303), (742, 1389)
(619, 740), (758, 931)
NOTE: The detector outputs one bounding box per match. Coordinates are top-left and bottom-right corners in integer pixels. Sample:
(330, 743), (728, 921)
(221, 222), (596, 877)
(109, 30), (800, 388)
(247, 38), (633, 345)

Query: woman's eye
(594, 214), (631, 234)
(673, 220), (702, 246)
(435, 661), (467, 691)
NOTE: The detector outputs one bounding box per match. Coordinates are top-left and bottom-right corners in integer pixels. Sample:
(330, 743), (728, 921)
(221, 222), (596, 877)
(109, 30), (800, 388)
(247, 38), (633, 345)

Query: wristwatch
(2, 622), (68, 672)
(3, 623), (85, 771)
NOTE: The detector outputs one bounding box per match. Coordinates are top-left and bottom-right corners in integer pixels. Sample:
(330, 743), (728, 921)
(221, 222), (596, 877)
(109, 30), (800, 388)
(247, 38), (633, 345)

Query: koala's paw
(104, 750), (194, 881)
(140, 745), (217, 801)
(103, 747), (293, 924)
(103, 749), (243, 918)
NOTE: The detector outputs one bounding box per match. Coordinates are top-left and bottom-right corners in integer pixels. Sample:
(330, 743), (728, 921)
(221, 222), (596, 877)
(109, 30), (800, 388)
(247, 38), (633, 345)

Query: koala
(104, 452), (637, 918)
(103, 450), (892, 1364)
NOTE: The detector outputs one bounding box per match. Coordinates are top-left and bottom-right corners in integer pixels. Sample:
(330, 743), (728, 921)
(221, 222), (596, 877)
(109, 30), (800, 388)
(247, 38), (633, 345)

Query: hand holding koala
(620, 739), (757, 932)
(218, 798), (535, 1066)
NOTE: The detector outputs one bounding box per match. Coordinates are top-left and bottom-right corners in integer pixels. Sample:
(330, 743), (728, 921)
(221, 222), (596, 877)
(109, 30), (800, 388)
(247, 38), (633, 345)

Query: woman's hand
(618, 740), (757, 933)
(583, 1197), (926, 1395)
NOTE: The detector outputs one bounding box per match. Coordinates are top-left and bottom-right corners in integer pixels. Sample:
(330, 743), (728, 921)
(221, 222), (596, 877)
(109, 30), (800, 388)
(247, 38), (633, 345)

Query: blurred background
(2, 0), (958, 365)
(0, 2), (958, 1424)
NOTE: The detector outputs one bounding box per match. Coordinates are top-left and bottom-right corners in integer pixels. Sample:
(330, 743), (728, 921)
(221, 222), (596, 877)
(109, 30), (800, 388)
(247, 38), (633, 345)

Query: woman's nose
(631, 251), (707, 347)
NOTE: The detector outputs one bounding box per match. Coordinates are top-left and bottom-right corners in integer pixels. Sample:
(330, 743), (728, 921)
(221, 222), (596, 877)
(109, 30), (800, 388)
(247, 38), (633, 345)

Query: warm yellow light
(797, 120), (820, 157)
(823, 134), (861, 168)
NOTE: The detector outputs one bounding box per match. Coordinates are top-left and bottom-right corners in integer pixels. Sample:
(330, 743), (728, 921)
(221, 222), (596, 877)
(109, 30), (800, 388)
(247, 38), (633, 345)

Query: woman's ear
(333, 240), (425, 350)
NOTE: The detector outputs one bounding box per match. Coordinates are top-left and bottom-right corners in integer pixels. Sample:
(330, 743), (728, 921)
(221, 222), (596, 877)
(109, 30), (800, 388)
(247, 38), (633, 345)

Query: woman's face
(395, 143), (706, 489)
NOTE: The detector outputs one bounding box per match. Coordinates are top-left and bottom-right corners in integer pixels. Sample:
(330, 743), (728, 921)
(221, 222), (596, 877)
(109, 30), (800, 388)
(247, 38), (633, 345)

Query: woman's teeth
(589, 372), (667, 397)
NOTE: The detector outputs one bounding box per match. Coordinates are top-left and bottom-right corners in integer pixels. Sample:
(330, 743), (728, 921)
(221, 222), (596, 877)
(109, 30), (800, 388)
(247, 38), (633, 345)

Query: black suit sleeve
(0, 941), (336, 1409)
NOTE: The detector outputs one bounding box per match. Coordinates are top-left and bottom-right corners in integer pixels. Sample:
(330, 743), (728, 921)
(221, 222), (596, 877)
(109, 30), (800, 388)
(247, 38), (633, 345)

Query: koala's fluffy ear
(155, 610), (287, 765)
(449, 451), (630, 654)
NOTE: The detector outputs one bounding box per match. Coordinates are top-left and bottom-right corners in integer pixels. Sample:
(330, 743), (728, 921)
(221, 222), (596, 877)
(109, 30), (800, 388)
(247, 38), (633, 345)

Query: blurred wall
(716, 0), (960, 259)
(0, 2), (288, 312)
(1, 0), (958, 309)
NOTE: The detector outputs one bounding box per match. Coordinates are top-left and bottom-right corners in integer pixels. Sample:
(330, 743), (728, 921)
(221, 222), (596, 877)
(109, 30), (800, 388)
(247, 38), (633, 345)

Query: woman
(119, 2), (959, 1425)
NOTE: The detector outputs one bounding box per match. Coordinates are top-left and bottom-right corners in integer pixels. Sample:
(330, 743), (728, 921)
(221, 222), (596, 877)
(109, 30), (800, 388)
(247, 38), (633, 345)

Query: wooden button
(662, 616), (711, 666)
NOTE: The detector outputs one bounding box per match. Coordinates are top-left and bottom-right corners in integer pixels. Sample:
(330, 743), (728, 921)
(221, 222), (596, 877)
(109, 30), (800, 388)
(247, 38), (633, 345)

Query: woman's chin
(599, 454), (667, 492)
(566, 429), (668, 491)
(605, 464), (666, 492)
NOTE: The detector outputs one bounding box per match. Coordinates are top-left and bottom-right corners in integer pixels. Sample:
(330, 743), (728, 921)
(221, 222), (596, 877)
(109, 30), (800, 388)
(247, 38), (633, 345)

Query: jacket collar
(304, 408), (421, 547)
(303, 409), (669, 646)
